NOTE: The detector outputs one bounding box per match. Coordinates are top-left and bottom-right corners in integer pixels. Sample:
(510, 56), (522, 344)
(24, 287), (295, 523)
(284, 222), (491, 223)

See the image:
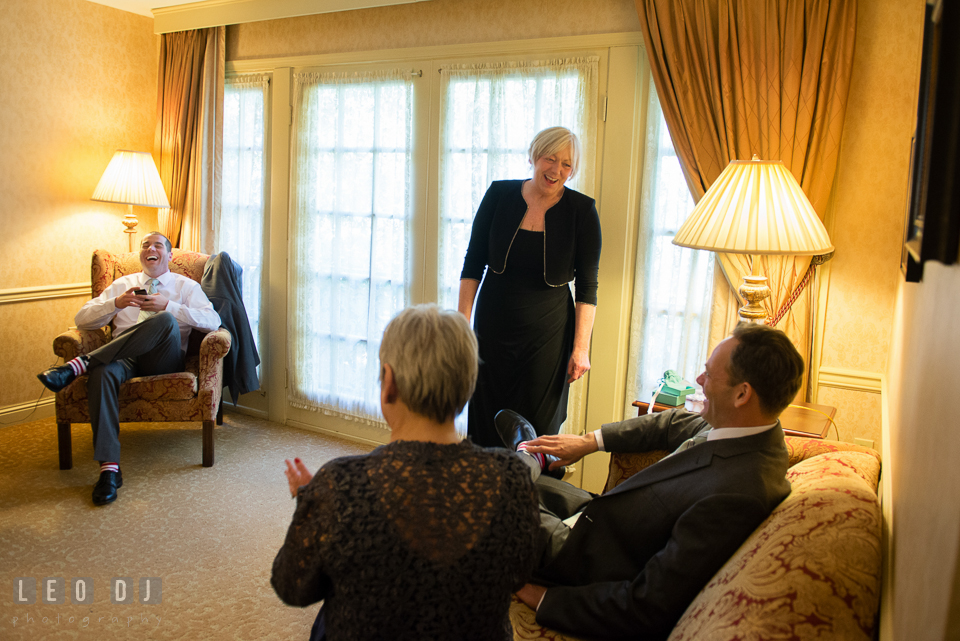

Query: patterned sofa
(51, 249), (232, 469)
(509, 437), (882, 640)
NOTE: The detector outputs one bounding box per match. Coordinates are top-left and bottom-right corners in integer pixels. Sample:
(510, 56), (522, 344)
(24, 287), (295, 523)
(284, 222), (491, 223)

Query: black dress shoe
(494, 409), (537, 451)
(37, 364), (78, 393)
(92, 470), (123, 506)
(494, 410), (567, 479)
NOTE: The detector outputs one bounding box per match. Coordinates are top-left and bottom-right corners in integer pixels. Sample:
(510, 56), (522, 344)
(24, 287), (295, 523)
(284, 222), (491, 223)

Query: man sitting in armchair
(37, 232), (220, 506)
(496, 322), (802, 640)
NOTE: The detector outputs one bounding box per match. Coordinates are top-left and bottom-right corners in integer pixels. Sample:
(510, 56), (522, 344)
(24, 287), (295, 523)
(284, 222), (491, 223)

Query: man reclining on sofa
(495, 322), (802, 640)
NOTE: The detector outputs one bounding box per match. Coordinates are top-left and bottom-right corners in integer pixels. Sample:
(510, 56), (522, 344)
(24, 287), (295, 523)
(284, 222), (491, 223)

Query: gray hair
(528, 126), (582, 178)
(379, 304), (478, 424)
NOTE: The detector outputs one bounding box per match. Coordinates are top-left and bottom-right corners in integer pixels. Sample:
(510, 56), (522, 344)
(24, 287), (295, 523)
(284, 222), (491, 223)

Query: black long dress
(469, 230), (575, 447)
(461, 180), (602, 448)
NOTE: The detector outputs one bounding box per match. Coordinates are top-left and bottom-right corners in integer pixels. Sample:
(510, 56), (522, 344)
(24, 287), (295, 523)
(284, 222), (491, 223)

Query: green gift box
(652, 370), (696, 406)
(654, 390), (690, 406)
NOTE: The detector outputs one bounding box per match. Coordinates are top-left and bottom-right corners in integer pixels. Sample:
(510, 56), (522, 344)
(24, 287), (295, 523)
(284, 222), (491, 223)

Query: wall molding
(818, 366), (883, 394)
(226, 32), (644, 74)
(154, 0), (433, 34)
(0, 396), (55, 426)
(0, 283), (88, 305)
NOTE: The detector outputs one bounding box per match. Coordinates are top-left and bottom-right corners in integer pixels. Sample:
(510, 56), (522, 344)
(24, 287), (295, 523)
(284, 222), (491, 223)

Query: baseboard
(818, 366), (883, 394)
(286, 418), (388, 448)
(0, 396), (56, 426)
(222, 403), (269, 420)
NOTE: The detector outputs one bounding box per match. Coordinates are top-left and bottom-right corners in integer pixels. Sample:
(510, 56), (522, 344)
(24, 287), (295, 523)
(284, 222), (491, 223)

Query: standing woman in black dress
(458, 127), (602, 448)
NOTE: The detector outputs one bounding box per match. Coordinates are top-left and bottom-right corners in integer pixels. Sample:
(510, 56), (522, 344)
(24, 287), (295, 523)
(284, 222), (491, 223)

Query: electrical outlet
(854, 438), (874, 449)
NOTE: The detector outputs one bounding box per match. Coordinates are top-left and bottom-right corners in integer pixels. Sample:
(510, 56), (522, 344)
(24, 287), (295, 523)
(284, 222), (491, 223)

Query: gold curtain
(154, 27), (224, 252)
(634, 0), (857, 396)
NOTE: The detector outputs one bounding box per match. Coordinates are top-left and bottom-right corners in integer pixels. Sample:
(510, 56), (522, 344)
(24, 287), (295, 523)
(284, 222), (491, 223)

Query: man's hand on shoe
(523, 432), (598, 469)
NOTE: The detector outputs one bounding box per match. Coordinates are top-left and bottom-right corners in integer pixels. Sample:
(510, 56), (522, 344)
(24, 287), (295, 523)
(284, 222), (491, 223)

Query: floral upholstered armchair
(50, 249), (232, 470)
(509, 437), (883, 640)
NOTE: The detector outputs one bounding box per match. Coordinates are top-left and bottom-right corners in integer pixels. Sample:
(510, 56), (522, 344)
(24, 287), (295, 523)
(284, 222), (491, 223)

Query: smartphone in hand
(134, 288), (148, 296)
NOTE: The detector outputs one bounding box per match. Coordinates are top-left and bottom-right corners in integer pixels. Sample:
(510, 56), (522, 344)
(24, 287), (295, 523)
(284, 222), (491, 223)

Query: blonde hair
(528, 126), (581, 178)
(379, 304), (479, 424)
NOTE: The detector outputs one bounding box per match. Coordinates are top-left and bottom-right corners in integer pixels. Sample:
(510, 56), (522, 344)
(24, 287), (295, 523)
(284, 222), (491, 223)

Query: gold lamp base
(738, 268), (770, 324)
(122, 204), (138, 252)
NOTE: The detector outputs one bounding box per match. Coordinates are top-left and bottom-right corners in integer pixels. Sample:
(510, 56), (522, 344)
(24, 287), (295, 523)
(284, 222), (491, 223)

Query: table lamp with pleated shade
(672, 156), (834, 322)
(91, 150), (170, 251)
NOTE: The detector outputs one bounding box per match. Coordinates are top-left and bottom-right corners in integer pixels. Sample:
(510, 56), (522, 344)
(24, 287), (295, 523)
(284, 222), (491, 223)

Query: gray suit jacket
(534, 409), (791, 640)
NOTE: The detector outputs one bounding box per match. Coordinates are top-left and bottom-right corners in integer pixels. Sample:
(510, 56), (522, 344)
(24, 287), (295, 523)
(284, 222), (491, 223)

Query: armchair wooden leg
(57, 422), (73, 470)
(216, 399), (223, 426)
(202, 420), (215, 467)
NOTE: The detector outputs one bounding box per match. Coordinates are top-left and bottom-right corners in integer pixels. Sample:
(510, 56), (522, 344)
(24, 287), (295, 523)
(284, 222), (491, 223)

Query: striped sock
(517, 442), (546, 470)
(67, 356), (89, 377)
(99, 462), (119, 474)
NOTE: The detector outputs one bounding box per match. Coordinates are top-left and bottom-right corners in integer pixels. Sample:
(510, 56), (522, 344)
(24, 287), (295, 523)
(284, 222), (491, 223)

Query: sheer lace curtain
(218, 74), (269, 367)
(289, 69), (414, 425)
(437, 57), (599, 311)
(437, 57), (598, 435)
(624, 83), (714, 416)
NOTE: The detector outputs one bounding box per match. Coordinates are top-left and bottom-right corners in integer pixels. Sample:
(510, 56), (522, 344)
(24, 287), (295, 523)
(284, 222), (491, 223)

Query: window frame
(228, 34), (669, 492)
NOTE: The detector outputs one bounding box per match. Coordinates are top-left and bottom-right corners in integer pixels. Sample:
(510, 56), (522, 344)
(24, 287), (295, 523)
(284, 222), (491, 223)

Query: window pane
(624, 88), (714, 417)
(437, 59), (598, 312)
(289, 70), (413, 424)
(220, 76), (268, 384)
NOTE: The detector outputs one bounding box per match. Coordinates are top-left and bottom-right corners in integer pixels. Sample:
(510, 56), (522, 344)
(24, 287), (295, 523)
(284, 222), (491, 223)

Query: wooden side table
(778, 402), (836, 439)
(631, 399), (836, 439)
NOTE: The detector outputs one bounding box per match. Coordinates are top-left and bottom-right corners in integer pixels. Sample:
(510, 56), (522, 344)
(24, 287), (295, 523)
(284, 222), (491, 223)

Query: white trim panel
(226, 33), (645, 74)
(818, 366), (883, 394)
(286, 419), (385, 449)
(0, 283), (89, 305)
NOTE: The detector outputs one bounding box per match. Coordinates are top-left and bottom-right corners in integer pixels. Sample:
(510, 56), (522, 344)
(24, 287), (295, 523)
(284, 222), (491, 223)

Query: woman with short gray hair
(272, 304), (539, 640)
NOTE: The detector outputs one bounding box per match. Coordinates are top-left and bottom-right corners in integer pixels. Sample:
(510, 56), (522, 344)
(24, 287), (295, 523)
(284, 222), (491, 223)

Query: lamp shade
(91, 150), (169, 208)
(672, 157), (833, 256)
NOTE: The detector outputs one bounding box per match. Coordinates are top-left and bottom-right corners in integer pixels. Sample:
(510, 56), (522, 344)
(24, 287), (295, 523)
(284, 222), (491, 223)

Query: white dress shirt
(75, 271), (221, 353)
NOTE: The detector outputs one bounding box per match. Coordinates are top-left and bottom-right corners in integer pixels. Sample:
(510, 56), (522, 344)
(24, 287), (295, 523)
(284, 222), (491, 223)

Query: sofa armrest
(198, 328), (232, 378)
(53, 328), (109, 361)
(196, 328), (231, 421)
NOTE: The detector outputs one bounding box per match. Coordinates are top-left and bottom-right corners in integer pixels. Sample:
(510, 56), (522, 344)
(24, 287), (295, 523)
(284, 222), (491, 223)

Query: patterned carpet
(0, 413), (373, 640)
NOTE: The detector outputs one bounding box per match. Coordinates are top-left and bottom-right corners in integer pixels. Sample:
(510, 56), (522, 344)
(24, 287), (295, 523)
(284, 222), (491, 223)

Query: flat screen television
(903, 0), (960, 282)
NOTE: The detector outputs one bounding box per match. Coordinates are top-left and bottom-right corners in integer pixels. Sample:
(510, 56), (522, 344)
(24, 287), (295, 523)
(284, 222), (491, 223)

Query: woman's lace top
(271, 439), (540, 640)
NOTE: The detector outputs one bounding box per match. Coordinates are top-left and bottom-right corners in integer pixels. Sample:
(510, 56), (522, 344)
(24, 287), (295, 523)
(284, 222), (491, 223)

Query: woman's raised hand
(284, 458), (313, 498)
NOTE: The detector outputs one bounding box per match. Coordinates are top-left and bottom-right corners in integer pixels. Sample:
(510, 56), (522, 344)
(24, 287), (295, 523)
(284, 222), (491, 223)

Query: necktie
(667, 429), (711, 458)
(137, 278), (160, 324)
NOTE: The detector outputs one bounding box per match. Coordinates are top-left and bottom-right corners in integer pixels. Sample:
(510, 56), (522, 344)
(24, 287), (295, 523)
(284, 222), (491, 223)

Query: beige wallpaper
(820, 0), (924, 375)
(816, 386), (883, 455)
(814, 0), (924, 443)
(226, 0), (641, 60)
(0, 0), (157, 409)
